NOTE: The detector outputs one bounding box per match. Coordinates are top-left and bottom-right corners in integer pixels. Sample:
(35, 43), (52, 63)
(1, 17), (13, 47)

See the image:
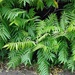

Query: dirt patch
(58, 70), (75, 75)
(0, 70), (37, 75)
(1, 62), (75, 75)
(0, 62), (38, 75)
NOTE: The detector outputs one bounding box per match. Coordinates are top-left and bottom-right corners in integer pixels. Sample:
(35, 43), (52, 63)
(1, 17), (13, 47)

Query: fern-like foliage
(67, 40), (75, 72)
(8, 56), (21, 69)
(21, 49), (33, 65)
(37, 50), (49, 75)
(8, 48), (33, 69)
(60, 11), (69, 31)
(0, 38), (4, 49)
(36, 14), (59, 38)
(19, 0), (31, 6)
(1, 0), (75, 75)
(58, 41), (68, 64)
(0, 23), (10, 41)
(4, 40), (35, 50)
(1, 7), (26, 21)
(67, 57), (75, 72)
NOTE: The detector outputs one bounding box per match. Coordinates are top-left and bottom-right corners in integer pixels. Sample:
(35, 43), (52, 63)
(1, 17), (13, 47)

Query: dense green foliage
(1, 0), (75, 75)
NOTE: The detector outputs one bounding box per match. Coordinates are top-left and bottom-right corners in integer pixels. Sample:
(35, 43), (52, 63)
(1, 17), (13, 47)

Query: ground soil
(0, 62), (75, 75)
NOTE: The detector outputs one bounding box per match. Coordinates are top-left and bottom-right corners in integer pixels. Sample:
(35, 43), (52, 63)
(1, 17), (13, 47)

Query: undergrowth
(0, 0), (75, 75)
